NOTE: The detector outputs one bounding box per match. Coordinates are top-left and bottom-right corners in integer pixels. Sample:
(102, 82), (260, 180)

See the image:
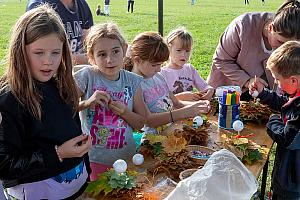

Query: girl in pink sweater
(161, 27), (214, 101)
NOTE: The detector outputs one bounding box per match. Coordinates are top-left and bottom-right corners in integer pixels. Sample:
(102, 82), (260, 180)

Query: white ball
(252, 90), (259, 98)
(132, 153), (144, 165)
(113, 159), (127, 173)
(193, 116), (203, 127)
(233, 120), (244, 132)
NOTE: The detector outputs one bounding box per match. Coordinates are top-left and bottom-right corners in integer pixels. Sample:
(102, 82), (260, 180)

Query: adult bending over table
(207, 0), (300, 100)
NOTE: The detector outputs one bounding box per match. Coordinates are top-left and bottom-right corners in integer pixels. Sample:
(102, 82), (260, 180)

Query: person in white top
(161, 27), (214, 101)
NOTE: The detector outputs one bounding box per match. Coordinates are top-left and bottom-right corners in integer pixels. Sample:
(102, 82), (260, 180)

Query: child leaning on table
(74, 23), (145, 181)
(160, 27), (214, 101)
(125, 32), (210, 134)
(249, 41), (300, 200)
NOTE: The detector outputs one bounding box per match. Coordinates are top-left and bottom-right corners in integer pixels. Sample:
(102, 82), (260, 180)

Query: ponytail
(124, 57), (134, 71)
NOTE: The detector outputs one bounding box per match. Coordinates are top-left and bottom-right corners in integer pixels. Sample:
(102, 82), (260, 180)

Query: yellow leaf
(162, 133), (187, 154)
(145, 134), (166, 145)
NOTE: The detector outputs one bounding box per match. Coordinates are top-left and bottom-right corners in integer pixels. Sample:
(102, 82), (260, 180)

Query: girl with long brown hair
(0, 5), (92, 199)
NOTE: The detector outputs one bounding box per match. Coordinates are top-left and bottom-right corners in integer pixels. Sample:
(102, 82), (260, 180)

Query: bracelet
(55, 145), (63, 163)
(169, 110), (174, 123)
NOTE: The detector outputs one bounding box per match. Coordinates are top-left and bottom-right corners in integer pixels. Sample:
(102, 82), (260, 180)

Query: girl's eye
(152, 64), (161, 68)
(98, 53), (106, 57)
(113, 49), (120, 54)
(52, 51), (61, 55)
(34, 52), (44, 55)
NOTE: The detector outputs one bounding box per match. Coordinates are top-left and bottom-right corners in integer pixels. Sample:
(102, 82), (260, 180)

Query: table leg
(260, 158), (269, 199)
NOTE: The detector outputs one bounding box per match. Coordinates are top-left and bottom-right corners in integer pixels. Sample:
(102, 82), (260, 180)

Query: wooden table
(96, 114), (273, 199)
(159, 114), (273, 199)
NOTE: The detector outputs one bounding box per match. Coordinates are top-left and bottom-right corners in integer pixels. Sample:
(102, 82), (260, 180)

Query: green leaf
(86, 180), (100, 193)
(86, 173), (112, 197)
(243, 149), (262, 164)
(201, 114), (208, 123)
(86, 169), (138, 197)
(103, 186), (114, 195)
(153, 143), (163, 156)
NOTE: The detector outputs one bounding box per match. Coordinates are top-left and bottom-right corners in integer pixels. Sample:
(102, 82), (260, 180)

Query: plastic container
(218, 103), (240, 129)
(133, 132), (144, 152)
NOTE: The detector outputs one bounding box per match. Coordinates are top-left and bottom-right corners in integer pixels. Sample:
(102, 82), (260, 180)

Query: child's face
(90, 38), (125, 80)
(26, 33), (63, 82)
(268, 24), (292, 49)
(271, 68), (298, 95)
(136, 60), (163, 78)
(169, 38), (191, 68)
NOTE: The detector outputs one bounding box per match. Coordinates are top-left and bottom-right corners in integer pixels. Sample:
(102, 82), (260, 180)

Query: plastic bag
(165, 149), (258, 200)
(142, 177), (177, 200)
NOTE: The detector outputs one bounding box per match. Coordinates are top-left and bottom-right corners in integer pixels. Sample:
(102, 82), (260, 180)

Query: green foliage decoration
(86, 169), (138, 197)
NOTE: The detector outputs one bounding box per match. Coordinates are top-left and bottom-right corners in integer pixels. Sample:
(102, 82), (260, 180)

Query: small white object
(251, 90), (259, 98)
(132, 153), (144, 165)
(233, 120), (244, 132)
(113, 159), (127, 173)
(193, 116), (203, 128)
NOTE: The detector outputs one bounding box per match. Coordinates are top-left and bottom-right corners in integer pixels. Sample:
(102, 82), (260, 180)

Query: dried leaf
(240, 101), (274, 124)
(162, 133), (187, 155)
(224, 137), (263, 164)
(145, 134), (166, 145)
(182, 123), (209, 146)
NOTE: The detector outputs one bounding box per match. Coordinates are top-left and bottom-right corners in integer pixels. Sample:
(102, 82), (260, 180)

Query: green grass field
(0, 0), (283, 76)
(0, 0), (280, 197)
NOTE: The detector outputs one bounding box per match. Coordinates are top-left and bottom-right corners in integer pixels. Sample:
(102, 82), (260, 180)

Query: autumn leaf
(144, 134), (166, 145)
(162, 133), (187, 155)
(240, 101), (274, 124)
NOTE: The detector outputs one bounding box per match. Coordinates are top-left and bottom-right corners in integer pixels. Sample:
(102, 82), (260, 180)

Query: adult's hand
(245, 77), (268, 91)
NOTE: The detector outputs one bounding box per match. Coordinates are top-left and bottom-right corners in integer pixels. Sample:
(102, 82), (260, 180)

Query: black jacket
(259, 89), (300, 198)
(0, 80), (90, 188)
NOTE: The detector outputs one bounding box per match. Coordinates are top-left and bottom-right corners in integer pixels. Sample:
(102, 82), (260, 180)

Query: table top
(160, 114), (273, 178)
(92, 114), (273, 199)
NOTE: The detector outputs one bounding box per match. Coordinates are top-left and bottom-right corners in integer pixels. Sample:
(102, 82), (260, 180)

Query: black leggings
(128, 1), (134, 12)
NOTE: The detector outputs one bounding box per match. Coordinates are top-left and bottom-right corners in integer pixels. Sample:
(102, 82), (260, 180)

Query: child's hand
(87, 90), (111, 109)
(108, 100), (127, 116)
(175, 91), (201, 101)
(199, 88), (214, 100)
(57, 134), (92, 159)
(185, 100), (210, 117)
